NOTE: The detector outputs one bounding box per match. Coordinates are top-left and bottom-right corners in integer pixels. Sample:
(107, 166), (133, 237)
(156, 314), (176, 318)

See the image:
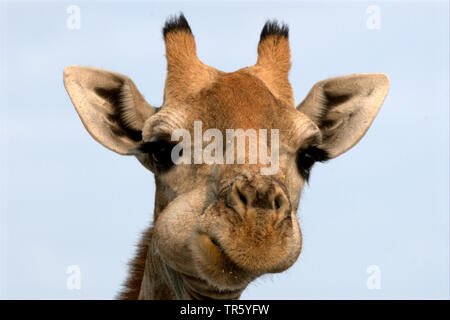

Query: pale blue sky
(0, 0), (448, 299)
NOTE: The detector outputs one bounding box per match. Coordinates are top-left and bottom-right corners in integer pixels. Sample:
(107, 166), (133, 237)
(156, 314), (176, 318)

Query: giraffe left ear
(297, 73), (390, 159)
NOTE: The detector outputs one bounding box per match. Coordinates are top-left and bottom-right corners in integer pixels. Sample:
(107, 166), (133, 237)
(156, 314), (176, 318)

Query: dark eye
(138, 140), (176, 170)
(297, 146), (329, 181)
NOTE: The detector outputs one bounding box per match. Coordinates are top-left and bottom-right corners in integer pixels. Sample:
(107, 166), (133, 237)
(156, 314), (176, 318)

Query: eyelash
(297, 146), (329, 181)
(138, 140), (176, 171)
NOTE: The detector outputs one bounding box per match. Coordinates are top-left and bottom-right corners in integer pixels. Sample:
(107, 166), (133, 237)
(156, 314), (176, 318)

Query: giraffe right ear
(63, 66), (157, 155)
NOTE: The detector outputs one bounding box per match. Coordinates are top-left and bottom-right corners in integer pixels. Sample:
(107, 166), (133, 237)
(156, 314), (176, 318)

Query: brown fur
(163, 28), (221, 105)
(117, 227), (153, 300)
(247, 34), (293, 106)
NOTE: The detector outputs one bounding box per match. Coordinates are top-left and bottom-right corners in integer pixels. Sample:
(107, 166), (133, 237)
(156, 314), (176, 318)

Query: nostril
(226, 182), (249, 220)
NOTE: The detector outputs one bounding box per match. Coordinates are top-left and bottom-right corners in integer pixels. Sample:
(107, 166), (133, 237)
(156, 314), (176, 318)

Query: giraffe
(63, 14), (389, 299)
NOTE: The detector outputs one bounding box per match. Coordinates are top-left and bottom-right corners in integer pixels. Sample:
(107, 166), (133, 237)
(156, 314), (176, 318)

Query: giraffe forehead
(191, 71), (291, 131)
(146, 71), (318, 145)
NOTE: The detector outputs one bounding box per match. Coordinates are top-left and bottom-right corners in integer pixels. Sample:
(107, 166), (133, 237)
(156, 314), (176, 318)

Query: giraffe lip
(209, 236), (227, 255)
(205, 235), (263, 275)
(190, 232), (255, 290)
(201, 221), (299, 273)
(205, 234), (239, 267)
(198, 232), (250, 273)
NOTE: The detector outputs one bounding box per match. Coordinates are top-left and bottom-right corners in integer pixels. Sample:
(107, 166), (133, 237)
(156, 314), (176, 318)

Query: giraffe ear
(63, 66), (157, 155)
(297, 73), (390, 159)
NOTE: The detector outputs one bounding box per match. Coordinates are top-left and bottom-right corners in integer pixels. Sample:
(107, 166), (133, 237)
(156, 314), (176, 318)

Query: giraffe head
(63, 14), (389, 298)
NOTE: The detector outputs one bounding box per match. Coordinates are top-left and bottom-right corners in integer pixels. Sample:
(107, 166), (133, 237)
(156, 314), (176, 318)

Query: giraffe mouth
(189, 198), (301, 289)
(194, 205), (302, 275)
(208, 236), (227, 256)
(202, 233), (243, 272)
(190, 232), (255, 290)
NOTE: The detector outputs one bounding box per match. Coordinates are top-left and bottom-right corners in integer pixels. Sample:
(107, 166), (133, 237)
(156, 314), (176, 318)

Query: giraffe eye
(139, 140), (176, 170)
(297, 146), (329, 181)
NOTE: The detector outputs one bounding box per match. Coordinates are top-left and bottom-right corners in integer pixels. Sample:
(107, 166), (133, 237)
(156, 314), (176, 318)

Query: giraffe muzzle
(225, 175), (292, 228)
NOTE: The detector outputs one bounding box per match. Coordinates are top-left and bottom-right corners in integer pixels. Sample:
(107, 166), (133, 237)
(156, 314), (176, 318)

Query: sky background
(0, 0), (448, 299)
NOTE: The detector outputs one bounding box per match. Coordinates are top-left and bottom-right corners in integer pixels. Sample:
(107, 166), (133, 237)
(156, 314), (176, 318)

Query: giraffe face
(138, 70), (321, 291)
(63, 14), (389, 297)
